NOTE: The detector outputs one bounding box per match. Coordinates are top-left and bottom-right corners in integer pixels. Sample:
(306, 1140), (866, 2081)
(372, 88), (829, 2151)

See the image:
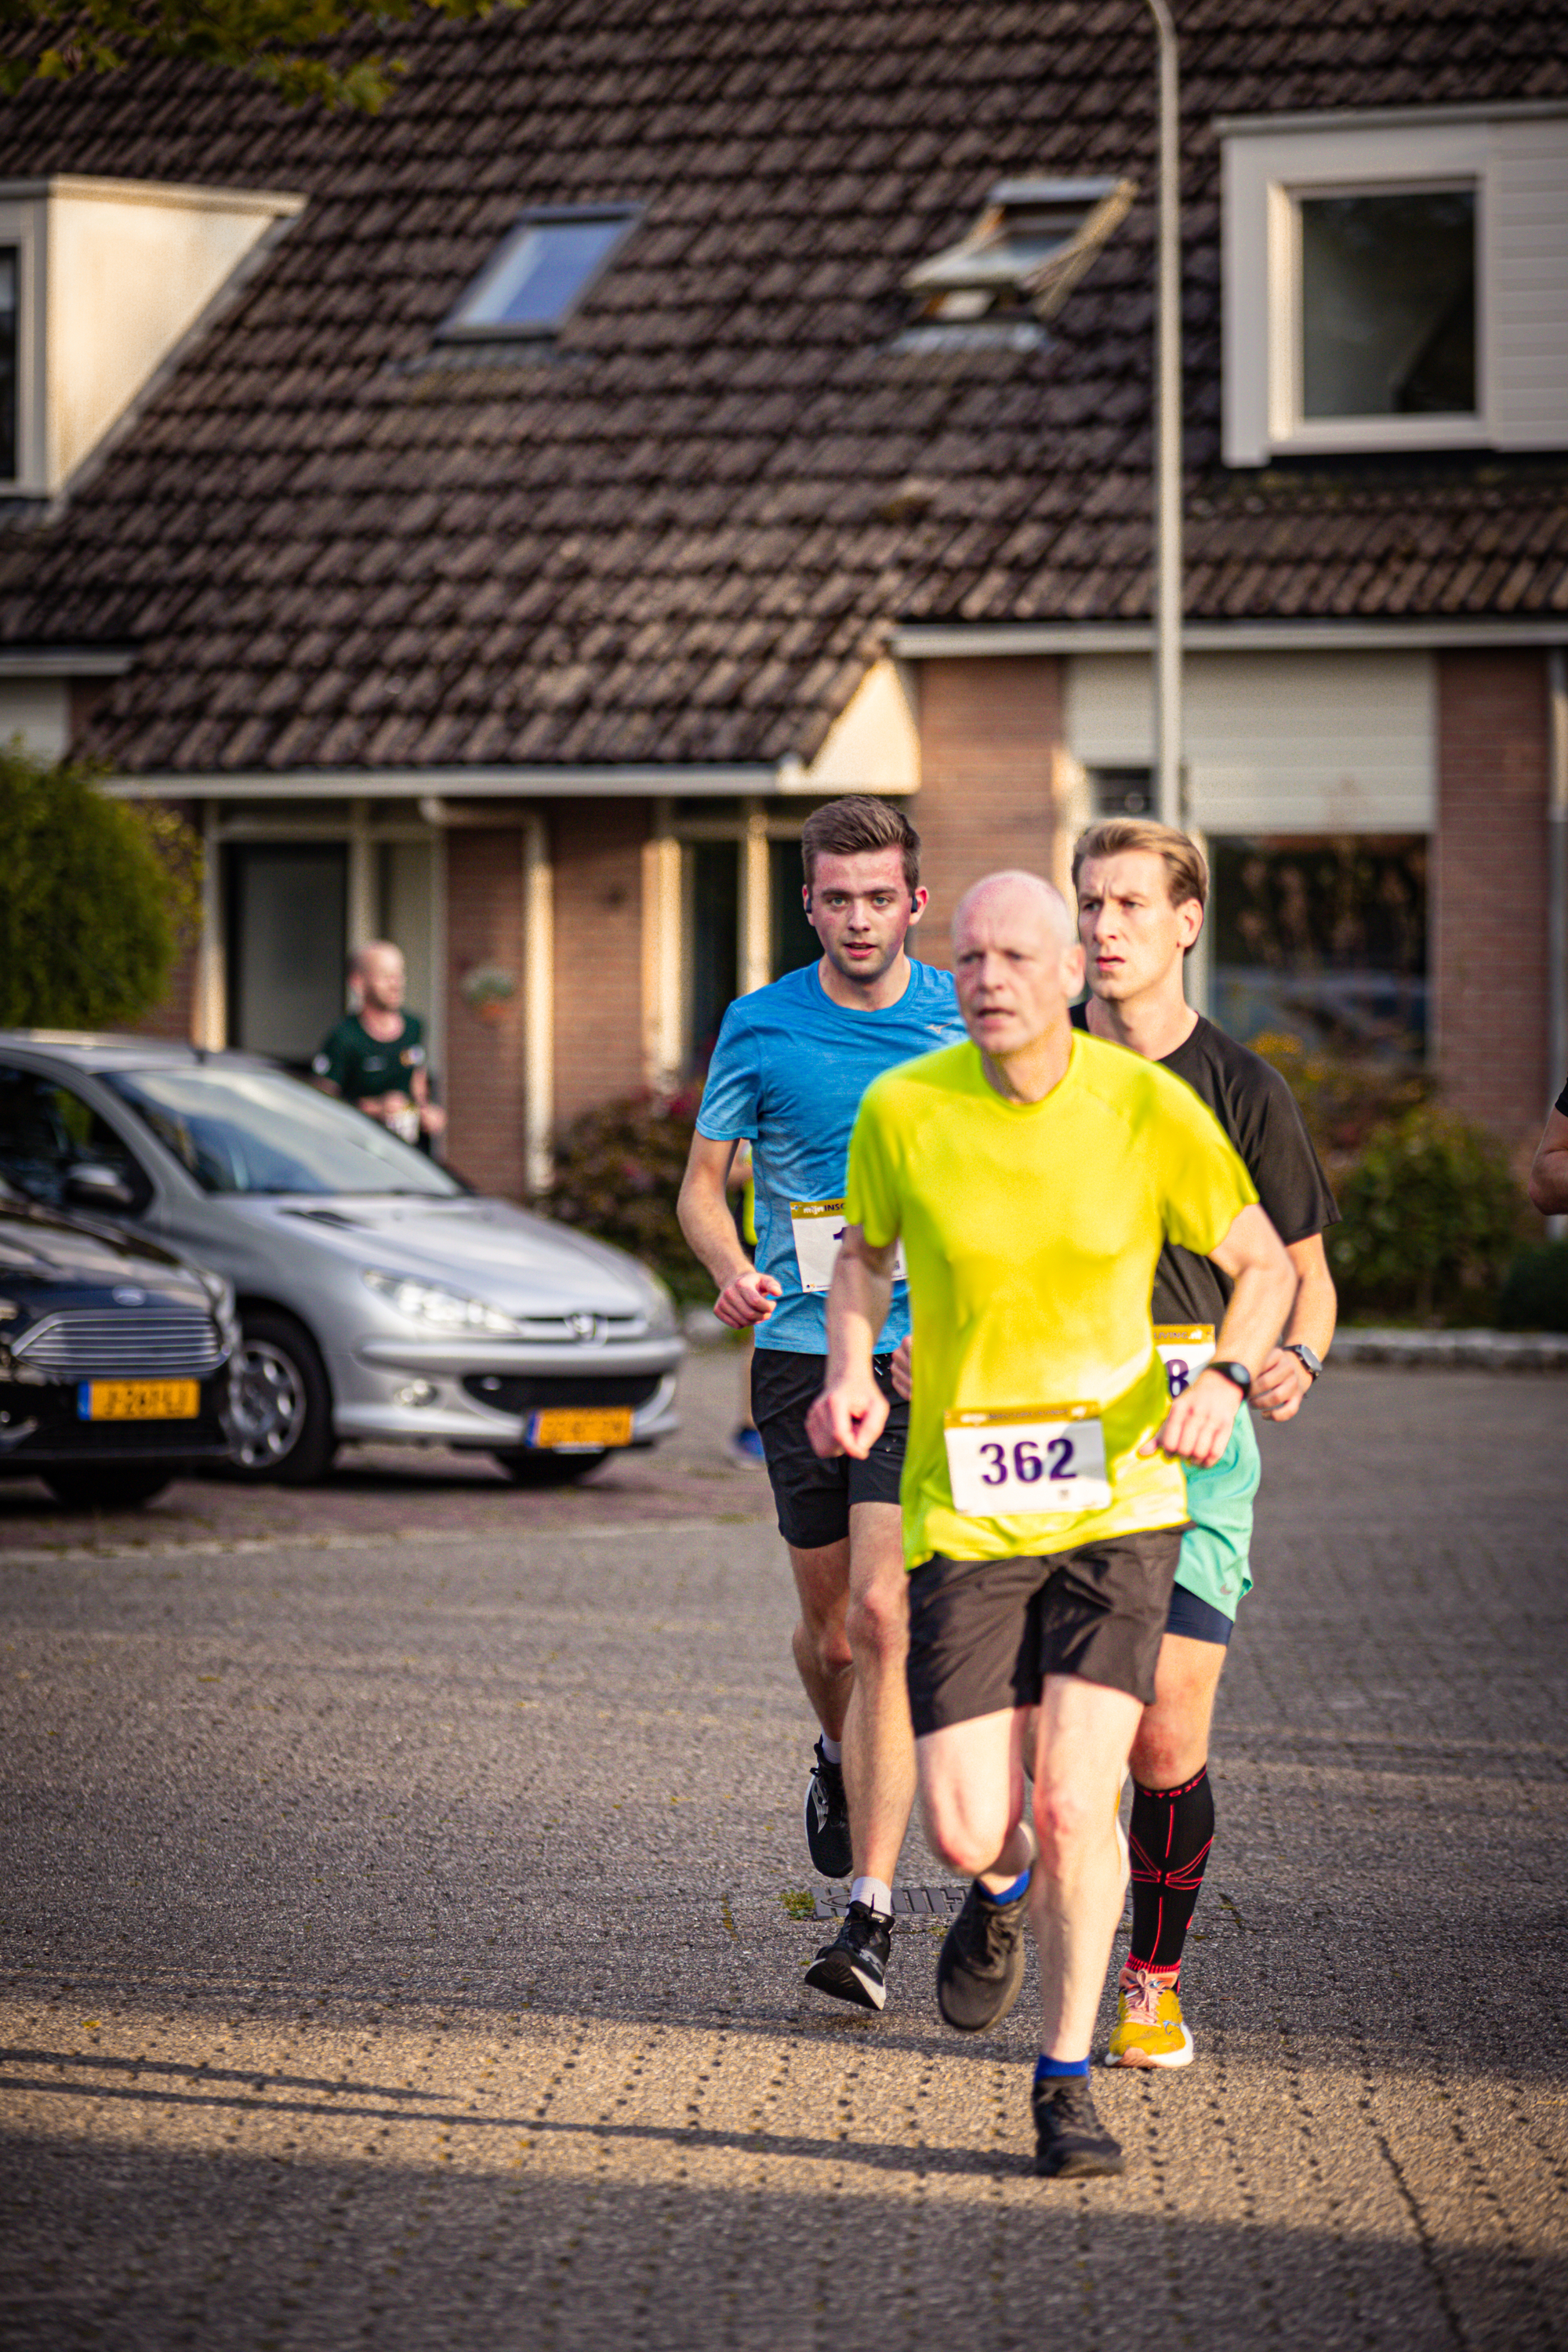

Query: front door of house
(227, 843), (348, 1067)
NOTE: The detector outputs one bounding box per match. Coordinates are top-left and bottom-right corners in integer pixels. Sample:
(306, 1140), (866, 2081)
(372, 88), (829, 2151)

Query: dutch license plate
(527, 1406), (633, 1450)
(79, 1379), (200, 1421)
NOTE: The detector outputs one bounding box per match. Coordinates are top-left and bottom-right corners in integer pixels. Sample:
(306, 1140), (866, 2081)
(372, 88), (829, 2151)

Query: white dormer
(1221, 104), (1568, 466)
(0, 175), (304, 497)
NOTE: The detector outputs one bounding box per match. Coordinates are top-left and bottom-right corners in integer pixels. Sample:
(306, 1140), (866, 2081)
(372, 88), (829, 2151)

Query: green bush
(1247, 1029), (1428, 1171)
(0, 740), (202, 1029)
(546, 1085), (710, 1300)
(1496, 1243), (1568, 1334)
(1327, 1102), (1530, 1325)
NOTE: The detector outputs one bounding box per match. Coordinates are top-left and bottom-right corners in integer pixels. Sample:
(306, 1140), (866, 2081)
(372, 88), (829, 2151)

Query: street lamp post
(1145, 0), (1183, 827)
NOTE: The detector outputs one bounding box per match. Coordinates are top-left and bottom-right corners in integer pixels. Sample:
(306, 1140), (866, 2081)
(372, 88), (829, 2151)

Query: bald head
(953, 870), (1074, 950)
(952, 869), (1086, 1081)
(350, 940), (406, 1013)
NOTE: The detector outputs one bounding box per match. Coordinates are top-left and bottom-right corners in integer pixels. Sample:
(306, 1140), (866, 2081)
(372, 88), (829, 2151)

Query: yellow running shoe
(1106, 1962), (1195, 2068)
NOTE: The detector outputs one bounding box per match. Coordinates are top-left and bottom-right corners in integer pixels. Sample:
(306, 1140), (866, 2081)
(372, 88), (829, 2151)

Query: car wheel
(43, 1465), (173, 1510)
(492, 1448), (609, 1488)
(228, 1308), (336, 1485)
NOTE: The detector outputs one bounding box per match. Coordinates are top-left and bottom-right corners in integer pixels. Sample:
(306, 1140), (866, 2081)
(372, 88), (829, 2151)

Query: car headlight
(631, 1265), (678, 1334)
(362, 1267), (522, 1336)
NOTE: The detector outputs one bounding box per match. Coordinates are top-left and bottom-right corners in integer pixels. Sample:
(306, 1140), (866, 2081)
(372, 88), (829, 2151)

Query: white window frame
(1225, 118), (1490, 466)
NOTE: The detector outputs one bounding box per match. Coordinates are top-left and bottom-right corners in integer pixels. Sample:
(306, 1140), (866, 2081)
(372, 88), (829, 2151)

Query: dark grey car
(0, 1036), (683, 1485)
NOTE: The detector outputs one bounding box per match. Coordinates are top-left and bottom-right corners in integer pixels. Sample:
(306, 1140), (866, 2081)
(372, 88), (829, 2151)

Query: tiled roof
(2, 0), (1566, 775)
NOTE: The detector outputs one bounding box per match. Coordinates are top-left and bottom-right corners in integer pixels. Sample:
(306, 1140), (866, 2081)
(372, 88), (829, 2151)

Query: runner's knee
(922, 1784), (1016, 1878)
(797, 1616), (851, 1681)
(1031, 1778), (1108, 1870)
(845, 1580), (909, 1671)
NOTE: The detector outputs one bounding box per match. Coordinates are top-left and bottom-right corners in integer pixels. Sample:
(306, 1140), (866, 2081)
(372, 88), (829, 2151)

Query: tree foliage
(0, 740), (202, 1032)
(0, 0), (521, 112)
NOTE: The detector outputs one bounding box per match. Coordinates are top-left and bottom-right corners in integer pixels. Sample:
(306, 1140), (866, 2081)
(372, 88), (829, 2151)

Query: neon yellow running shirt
(844, 1032), (1258, 1570)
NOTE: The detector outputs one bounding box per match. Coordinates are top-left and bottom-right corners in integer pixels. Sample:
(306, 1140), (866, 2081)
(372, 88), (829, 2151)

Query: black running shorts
(750, 1348), (907, 1552)
(905, 1529), (1184, 1735)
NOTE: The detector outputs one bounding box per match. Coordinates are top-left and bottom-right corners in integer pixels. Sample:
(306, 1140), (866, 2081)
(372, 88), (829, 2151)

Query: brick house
(2, 1), (1566, 1198)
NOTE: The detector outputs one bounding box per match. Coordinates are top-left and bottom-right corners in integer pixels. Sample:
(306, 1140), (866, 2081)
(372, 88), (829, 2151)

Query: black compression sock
(1129, 1766), (1214, 1975)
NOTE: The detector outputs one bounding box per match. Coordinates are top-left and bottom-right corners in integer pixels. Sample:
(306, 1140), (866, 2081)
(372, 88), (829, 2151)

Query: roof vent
(905, 177), (1136, 328)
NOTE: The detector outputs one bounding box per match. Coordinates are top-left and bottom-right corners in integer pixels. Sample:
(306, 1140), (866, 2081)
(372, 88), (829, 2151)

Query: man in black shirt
(1071, 818), (1339, 2069)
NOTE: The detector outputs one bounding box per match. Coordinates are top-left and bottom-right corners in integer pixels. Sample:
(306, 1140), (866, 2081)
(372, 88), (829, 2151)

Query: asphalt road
(2, 1352), (1566, 2351)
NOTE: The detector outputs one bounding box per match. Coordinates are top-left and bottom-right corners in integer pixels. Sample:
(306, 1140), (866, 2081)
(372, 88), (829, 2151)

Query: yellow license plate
(80, 1379), (200, 1422)
(527, 1406), (633, 1450)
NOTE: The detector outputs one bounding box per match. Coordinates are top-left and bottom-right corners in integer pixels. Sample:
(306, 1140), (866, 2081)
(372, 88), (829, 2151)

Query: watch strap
(1210, 1359), (1252, 1398)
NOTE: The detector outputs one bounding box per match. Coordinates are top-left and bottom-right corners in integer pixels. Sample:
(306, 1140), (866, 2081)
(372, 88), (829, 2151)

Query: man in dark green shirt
(312, 942), (445, 1148)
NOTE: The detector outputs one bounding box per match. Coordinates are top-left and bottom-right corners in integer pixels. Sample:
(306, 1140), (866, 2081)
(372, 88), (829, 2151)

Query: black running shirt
(1071, 1005), (1338, 1329)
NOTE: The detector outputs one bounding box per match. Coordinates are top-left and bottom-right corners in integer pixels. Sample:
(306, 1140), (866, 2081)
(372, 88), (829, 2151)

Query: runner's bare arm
(677, 1131), (782, 1328)
(1157, 1203), (1296, 1468)
(1250, 1232), (1337, 1421)
(1529, 1105), (1568, 1216)
(806, 1225), (898, 1461)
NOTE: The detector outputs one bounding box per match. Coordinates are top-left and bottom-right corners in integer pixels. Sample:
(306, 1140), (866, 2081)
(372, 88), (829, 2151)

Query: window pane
(104, 1068), (458, 1198)
(1210, 834), (1427, 1063)
(685, 841), (739, 1073)
(0, 1069), (151, 1213)
(0, 247), (16, 481)
(770, 837), (818, 979)
(1301, 191), (1475, 418)
(1087, 767), (1153, 818)
(456, 218), (626, 332)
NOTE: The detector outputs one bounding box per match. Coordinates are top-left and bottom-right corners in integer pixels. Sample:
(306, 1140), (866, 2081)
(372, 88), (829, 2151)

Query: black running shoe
(936, 1879), (1028, 2032)
(1031, 2075), (1125, 2178)
(804, 1737), (852, 1878)
(803, 1900), (891, 2012)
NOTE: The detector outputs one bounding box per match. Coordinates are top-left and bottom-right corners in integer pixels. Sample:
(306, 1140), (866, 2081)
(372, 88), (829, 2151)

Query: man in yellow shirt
(807, 873), (1294, 2179)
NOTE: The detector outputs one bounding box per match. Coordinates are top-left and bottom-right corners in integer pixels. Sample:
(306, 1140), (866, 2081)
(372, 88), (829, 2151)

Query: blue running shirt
(695, 958), (966, 1353)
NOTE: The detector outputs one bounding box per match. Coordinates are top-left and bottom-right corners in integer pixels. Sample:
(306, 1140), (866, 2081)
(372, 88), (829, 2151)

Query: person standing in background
(312, 942), (447, 1149)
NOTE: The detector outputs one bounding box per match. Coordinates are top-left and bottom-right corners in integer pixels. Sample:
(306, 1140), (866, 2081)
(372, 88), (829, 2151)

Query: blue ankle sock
(978, 1866), (1031, 1906)
(1034, 2053), (1091, 2083)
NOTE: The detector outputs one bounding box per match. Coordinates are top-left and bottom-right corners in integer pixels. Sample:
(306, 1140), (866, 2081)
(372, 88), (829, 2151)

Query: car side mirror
(65, 1163), (135, 1211)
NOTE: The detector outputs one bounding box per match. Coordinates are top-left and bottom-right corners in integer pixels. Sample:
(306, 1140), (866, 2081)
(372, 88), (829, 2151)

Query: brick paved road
(1, 1358), (1565, 2351)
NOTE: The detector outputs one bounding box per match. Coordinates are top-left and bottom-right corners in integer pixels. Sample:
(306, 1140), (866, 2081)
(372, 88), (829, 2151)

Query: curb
(684, 1308), (1568, 1367)
(1330, 1327), (1568, 1369)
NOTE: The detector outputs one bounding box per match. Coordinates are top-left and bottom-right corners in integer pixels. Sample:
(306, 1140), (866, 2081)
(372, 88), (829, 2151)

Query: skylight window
(902, 178), (1136, 341)
(441, 207), (638, 341)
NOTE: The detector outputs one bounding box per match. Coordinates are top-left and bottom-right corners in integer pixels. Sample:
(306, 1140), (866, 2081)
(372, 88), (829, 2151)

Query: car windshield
(103, 1066), (463, 1199)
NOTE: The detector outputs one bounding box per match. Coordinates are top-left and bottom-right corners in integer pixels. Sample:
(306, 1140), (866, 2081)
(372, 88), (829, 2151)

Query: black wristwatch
(1283, 1341), (1323, 1382)
(1209, 1360), (1253, 1398)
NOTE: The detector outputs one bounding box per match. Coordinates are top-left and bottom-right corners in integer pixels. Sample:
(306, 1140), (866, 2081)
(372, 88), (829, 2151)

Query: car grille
(13, 1309), (226, 1379)
(463, 1372), (663, 1413)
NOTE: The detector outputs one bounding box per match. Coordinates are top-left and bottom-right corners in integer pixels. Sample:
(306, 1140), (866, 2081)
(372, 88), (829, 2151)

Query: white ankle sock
(851, 1875), (893, 1916)
(818, 1733), (842, 1764)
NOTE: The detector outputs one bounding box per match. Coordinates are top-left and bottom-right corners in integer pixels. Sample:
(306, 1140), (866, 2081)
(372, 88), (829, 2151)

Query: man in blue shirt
(678, 796), (965, 2011)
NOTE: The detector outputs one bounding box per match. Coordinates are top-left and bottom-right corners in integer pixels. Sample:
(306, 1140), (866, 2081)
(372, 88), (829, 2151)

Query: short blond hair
(1071, 818), (1208, 911)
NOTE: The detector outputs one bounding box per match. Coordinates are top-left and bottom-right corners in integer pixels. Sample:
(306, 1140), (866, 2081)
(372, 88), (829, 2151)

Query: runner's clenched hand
(806, 1373), (889, 1461)
(1249, 1344), (1311, 1422)
(891, 1335), (913, 1401)
(713, 1268), (782, 1329)
(1154, 1367), (1243, 1469)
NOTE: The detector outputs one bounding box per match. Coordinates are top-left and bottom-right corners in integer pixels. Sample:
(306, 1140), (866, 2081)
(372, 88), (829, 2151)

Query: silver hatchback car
(0, 1035), (683, 1485)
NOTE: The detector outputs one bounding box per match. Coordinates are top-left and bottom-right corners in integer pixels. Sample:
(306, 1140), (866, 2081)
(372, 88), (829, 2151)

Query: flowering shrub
(546, 1085), (710, 1300)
